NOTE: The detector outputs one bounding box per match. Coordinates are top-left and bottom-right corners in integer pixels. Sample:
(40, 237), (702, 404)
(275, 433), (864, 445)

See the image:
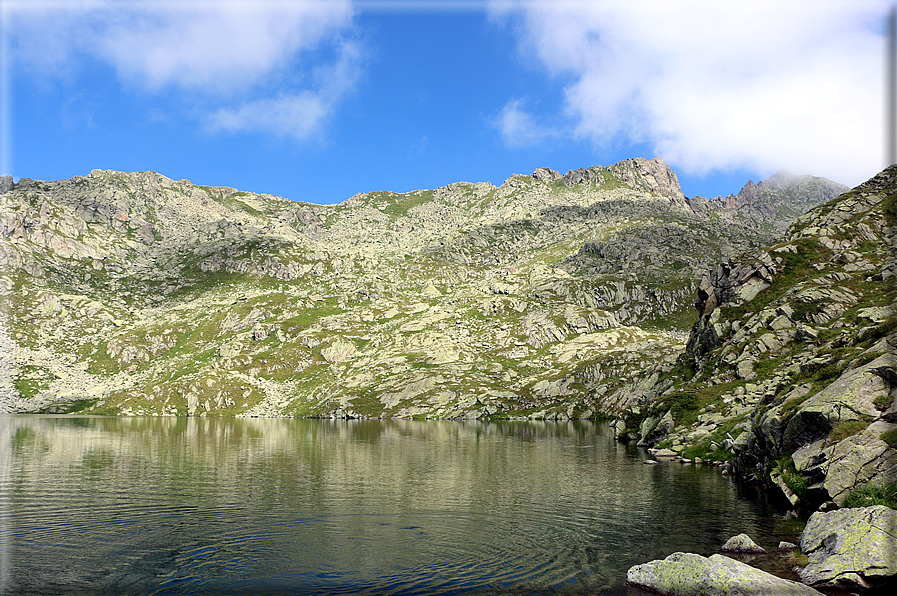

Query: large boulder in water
(798, 505), (897, 591)
(626, 551), (822, 595)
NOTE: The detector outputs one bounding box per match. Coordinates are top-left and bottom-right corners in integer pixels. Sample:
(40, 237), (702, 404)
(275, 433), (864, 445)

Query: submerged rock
(798, 505), (897, 591)
(626, 551), (822, 595)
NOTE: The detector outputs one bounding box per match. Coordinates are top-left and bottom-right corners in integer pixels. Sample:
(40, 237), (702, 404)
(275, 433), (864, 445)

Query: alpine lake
(1, 415), (806, 595)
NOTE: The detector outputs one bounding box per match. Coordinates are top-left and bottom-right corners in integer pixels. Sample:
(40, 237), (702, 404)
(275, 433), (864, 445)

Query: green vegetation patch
(621, 408), (649, 435)
(679, 441), (734, 464)
(677, 417), (741, 463)
(842, 482), (897, 510)
(789, 299), (826, 323)
(14, 365), (54, 399)
(374, 190), (435, 219)
(201, 189), (264, 216)
(782, 551), (810, 568)
(84, 341), (120, 375)
(880, 428), (897, 448)
(661, 355), (696, 384)
(829, 420), (868, 442)
(14, 379), (46, 399)
(774, 455), (808, 498)
(660, 391), (699, 424)
(860, 315), (897, 346)
(641, 306), (699, 333)
(53, 399), (99, 414)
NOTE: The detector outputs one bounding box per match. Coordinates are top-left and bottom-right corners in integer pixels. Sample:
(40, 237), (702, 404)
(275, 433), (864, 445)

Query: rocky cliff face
(618, 165), (896, 511)
(689, 170), (848, 235)
(0, 159), (840, 421)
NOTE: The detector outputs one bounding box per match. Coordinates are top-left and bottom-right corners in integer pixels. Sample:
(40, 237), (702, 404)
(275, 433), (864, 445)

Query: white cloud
(5, 0), (358, 140)
(7, 0), (355, 92)
(495, 98), (552, 148)
(207, 92), (328, 139)
(490, 0), (889, 186)
(207, 40), (361, 140)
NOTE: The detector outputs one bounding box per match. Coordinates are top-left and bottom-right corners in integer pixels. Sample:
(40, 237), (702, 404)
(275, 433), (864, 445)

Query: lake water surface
(0, 416), (801, 595)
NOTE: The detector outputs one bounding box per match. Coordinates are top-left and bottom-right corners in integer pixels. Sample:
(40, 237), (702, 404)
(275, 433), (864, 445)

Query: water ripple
(3, 418), (794, 595)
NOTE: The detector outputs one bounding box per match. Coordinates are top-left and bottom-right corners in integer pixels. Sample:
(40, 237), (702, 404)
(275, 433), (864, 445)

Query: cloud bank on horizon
(1, 0), (889, 199)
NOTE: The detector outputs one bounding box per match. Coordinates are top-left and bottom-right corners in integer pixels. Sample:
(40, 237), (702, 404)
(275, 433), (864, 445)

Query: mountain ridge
(689, 170), (849, 234)
(0, 158), (848, 421)
(4, 159), (894, 592)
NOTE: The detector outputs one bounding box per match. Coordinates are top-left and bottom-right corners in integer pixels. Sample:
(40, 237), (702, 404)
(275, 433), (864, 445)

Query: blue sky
(1, 1), (890, 205)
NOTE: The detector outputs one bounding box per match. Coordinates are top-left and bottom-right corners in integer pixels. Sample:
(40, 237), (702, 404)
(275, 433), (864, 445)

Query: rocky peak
(690, 171), (849, 234)
(532, 167), (562, 182)
(528, 158), (691, 212)
(599, 157), (691, 212)
(562, 167), (598, 186)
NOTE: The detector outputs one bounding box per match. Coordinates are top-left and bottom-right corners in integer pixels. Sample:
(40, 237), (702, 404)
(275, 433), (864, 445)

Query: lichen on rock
(798, 505), (897, 591)
(626, 551), (822, 595)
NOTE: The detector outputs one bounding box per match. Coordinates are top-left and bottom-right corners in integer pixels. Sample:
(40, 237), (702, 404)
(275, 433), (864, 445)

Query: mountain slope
(617, 165), (896, 509)
(0, 158), (842, 419)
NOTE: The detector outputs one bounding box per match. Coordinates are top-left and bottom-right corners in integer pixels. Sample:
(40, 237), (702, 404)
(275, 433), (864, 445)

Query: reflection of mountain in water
(2, 416), (793, 594)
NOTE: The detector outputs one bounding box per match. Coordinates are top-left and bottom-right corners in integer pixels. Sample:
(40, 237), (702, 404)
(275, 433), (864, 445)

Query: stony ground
(0, 158), (845, 421)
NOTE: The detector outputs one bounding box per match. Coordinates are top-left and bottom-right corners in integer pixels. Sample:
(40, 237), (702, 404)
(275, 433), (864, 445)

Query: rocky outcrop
(609, 167), (891, 595)
(689, 170), (848, 234)
(792, 424), (897, 506)
(686, 249), (780, 359)
(0, 175), (13, 195)
(636, 410), (674, 448)
(626, 552), (822, 595)
(532, 167), (561, 182)
(798, 506), (897, 591)
(611, 157), (692, 211)
(611, 163), (896, 546)
(793, 353), (895, 428)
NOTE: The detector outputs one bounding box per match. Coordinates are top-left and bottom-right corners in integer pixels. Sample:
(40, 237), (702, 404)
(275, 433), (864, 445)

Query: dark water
(0, 416), (802, 595)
